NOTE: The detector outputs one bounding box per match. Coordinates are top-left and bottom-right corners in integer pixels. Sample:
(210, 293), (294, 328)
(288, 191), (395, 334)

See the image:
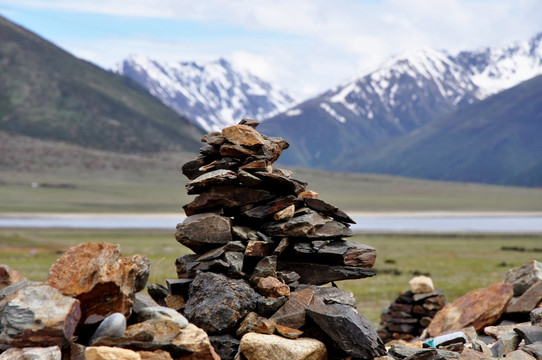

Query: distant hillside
(260, 32), (542, 169)
(116, 55), (295, 132)
(0, 15), (204, 153)
(331, 75), (542, 186)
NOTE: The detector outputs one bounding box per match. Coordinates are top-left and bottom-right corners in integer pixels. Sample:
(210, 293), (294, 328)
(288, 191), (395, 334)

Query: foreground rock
(0, 282), (81, 349)
(427, 282), (514, 336)
(240, 333), (327, 360)
(46, 242), (150, 320)
(0, 346), (62, 360)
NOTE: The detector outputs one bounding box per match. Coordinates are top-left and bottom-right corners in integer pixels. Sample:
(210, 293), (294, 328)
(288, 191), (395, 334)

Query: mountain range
(116, 55), (295, 132)
(259, 32), (542, 172)
(0, 15), (203, 154)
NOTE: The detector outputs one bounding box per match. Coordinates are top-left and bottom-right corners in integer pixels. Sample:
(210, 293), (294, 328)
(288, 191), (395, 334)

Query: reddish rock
(245, 241), (275, 258)
(46, 242), (149, 319)
(298, 190), (319, 199)
(0, 264), (26, 290)
(222, 124), (265, 148)
(236, 312), (276, 337)
(257, 276), (291, 298)
(0, 282), (81, 349)
(427, 283), (514, 336)
(270, 289), (316, 329)
(138, 350), (173, 360)
(274, 205), (295, 221)
(275, 324), (304, 339)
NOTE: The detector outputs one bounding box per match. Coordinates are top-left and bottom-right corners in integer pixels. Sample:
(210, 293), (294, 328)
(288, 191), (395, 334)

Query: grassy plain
(1, 228), (540, 327)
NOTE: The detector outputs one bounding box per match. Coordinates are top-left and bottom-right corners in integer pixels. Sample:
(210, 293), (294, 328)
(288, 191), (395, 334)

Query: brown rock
(501, 350), (537, 360)
(270, 289), (316, 329)
(459, 347), (487, 360)
(257, 276), (291, 298)
(85, 346), (141, 360)
(245, 241), (275, 258)
(219, 143), (259, 157)
(236, 312), (277, 337)
(243, 196), (297, 221)
(222, 124), (265, 148)
(46, 242), (149, 319)
(287, 240), (376, 267)
(138, 350), (173, 360)
(274, 205), (296, 221)
(409, 276), (435, 294)
(298, 190), (319, 199)
(173, 323), (221, 360)
(201, 131), (225, 146)
(239, 118), (260, 128)
(506, 280), (542, 314)
(257, 172), (307, 195)
(240, 333), (327, 360)
(505, 260), (542, 296)
(276, 324), (304, 339)
(0, 282), (80, 349)
(485, 322), (529, 339)
(175, 213), (232, 253)
(427, 283), (514, 336)
(165, 294), (185, 311)
(263, 137), (290, 164)
(0, 264), (26, 290)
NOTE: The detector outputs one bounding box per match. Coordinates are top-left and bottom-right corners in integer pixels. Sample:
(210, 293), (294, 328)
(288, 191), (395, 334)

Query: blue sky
(1, 0), (541, 98)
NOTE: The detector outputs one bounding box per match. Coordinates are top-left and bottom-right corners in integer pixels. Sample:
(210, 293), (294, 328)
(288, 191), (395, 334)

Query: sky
(1, 0), (541, 99)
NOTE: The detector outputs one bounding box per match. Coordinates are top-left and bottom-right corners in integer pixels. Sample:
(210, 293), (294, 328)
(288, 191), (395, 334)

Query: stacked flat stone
(173, 119), (385, 359)
(378, 276), (446, 343)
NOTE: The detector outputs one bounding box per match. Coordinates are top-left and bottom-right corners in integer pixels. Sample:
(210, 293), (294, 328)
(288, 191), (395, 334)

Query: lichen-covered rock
(0, 282), (81, 349)
(0, 264), (26, 290)
(0, 345), (62, 360)
(46, 242), (149, 319)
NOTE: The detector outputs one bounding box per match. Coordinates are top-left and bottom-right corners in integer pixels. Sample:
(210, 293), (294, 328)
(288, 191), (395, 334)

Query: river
(1, 212), (542, 233)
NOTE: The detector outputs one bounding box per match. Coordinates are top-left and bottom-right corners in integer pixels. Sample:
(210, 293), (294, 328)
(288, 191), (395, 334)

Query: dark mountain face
(0, 15), (204, 153)
(116, 55), (295, 132)
(330, 74), (542, 186)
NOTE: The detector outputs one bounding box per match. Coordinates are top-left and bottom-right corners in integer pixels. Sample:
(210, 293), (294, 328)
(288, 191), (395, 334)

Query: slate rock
(245, 240), (275, 258)
(185, 169), (237, 194)
(209, 334), (240, 360)
(287, 240), (376, 267)
(236, 312), (276, 337)
(240, 333), (327, 360)
(502, 350), (538, 360)
(175, 213), (232, 253)
(514, 325), (542, 344)
(257, 296), (287, 317)
(0, 264), (26, 290)
(89, 312), (127, 345)
(181, 157), (206, 180)
(275, 324), (304, 339)
(531, 308), (542, 325)
(183, 185), (274, 215)
(46, 242), (149, 319)
(270, 289), (316, 329)
(138, 350), (174, 360)
(146, 283), (169, 306)
(166, 278), (192, 299)
(243, 196), (296, 221)
(304, 197), (355, 224)
(136, 306), (188, 328)
(491, 332), (521, 357)
(184, 272), (260, 334)
(505, 260), (542, 296)
(0, 346), (62, 360)
(427, 282), (514, 336)
(388, 344), (438, 360)
(0, 282), (81, 349)
(174, 254), (199, 279)
(522, 342), (542, 360)
(305, 303), (386, 359)
(256, 172), (307, 195)
(297, 284), (357, 308)
(278, 261), (376, 285)
(506, 280), (542, 314)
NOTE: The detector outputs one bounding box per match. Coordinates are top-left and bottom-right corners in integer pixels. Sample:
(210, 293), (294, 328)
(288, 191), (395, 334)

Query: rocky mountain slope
(116, 56), (295, 132)
(0, 15), (203, 154)
(260, 32), (542, 170)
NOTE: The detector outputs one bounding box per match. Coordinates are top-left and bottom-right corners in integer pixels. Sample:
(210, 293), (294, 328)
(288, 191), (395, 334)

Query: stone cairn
(167, 119), (386, 359)
(378, 276), (446, 343)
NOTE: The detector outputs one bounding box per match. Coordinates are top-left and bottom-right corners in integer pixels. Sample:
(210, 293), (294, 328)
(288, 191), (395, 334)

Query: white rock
(240, 333), (327, 360)
(409, 276), (434, 294)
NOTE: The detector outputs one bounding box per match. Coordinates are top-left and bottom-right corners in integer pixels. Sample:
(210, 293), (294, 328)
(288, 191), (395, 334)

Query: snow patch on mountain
(116, 55), (296, 132)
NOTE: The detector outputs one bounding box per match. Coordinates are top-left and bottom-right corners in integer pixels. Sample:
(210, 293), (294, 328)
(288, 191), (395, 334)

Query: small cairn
(378, 275), (446, 343)
(169, 119), (386, 359)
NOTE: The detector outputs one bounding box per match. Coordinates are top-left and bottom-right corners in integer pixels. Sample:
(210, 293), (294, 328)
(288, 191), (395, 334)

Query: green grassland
(1, 228), (540, 327)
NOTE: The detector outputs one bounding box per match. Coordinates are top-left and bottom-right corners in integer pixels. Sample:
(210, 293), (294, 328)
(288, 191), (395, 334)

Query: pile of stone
(385, 260), (542, 360)
(169, 119), (386, 359)
(378, 276), (446, 342)
(0, 244), (220, 360)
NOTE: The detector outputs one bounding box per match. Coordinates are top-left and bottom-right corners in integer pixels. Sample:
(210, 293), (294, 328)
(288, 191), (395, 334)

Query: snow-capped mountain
(259, 31), (542, 168)
(116, 56), (296, 132)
